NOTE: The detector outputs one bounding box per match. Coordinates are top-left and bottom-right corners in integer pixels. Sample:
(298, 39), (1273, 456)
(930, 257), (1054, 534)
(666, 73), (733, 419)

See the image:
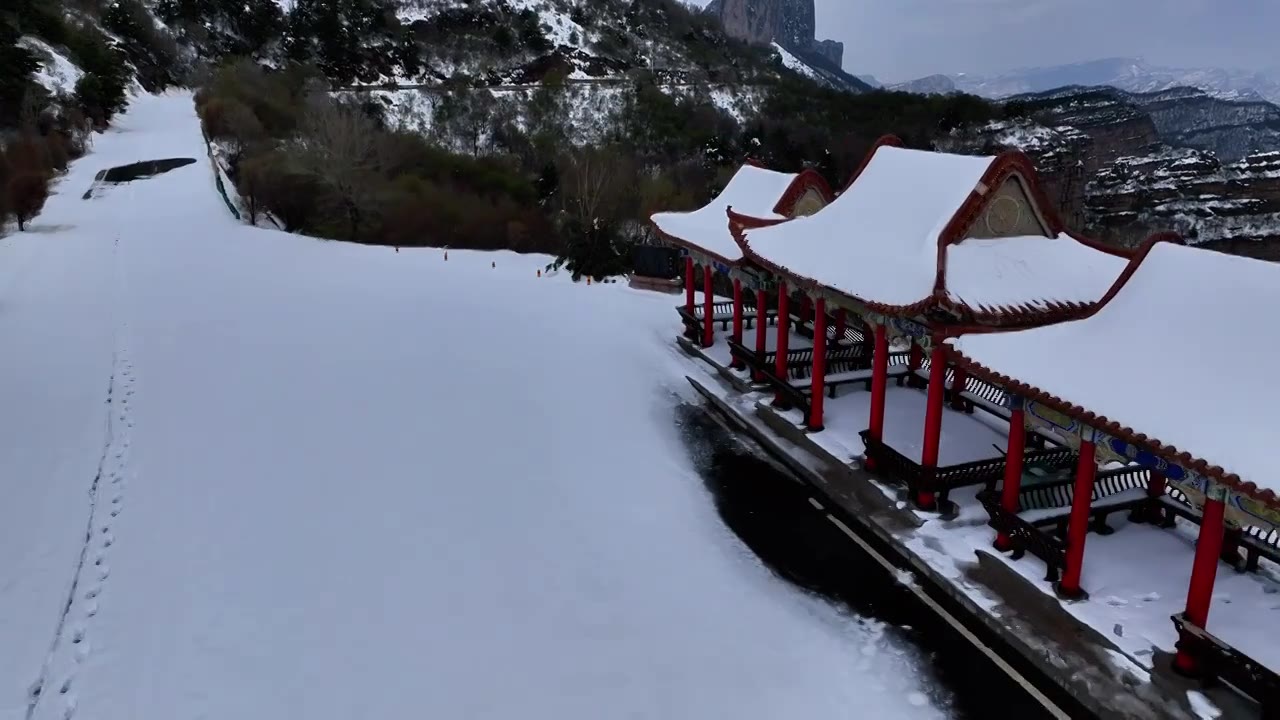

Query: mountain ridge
(891, 57), (1280, 105)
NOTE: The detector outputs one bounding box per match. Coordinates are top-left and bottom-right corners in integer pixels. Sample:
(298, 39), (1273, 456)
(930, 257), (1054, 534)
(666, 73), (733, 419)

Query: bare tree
(291, 94), (382, 241)
(560, 145), (631, 232)
(555, 145), (636, 277)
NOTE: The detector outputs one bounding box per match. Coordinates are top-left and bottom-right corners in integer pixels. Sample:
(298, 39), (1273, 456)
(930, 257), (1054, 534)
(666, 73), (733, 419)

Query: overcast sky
(691, 0), (1278, 83)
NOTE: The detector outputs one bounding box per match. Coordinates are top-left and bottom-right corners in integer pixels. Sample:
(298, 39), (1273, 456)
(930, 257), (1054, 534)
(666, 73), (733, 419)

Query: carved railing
(1172, 613), (1280, 715)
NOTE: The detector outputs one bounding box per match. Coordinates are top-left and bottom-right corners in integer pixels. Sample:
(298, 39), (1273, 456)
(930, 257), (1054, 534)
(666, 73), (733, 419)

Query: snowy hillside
(0, 91), (948, 719)
(18, 36), (83, 96)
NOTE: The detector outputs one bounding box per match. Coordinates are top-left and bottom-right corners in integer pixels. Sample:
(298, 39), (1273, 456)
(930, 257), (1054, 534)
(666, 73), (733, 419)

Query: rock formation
(707, 0), (843, 68)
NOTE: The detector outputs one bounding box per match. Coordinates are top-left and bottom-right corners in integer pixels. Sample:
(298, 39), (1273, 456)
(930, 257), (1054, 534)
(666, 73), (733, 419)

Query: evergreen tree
(0, 17), (40, 128)
(284, 0), (416, 85)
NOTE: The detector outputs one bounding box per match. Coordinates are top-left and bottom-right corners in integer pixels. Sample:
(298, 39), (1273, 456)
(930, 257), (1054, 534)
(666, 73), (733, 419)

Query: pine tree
(0, 17), (40, 128)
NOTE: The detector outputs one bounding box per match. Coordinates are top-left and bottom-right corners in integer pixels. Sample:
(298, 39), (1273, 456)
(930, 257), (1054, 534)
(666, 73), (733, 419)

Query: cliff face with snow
(707, 0), (842, 69)
(1086, 149), (1280, 258)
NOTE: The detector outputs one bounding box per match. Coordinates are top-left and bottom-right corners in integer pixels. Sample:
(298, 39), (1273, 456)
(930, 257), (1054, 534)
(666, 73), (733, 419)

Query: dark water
(674, 402), (1068, 720)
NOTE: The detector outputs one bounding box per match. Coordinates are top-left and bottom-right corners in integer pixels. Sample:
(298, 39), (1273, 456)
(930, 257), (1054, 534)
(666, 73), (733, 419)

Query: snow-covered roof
(650, 165), (802, 264)
(949, 240), (1280, 506)
(740, 145), (995, 306)
(944, 234), (1129, 313)
(736, 141), (1131, 319)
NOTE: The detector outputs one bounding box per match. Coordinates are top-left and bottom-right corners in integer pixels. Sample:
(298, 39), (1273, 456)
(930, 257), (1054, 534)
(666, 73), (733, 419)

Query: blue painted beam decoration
(1021, 399), (1280, 533)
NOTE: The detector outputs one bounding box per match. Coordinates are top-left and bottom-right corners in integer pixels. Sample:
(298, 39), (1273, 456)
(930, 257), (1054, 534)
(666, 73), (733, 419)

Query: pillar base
(1053, 582), (1089, 602)
(914, 492), (937, 512)
(806, 424), (825, 433)
(1172, 649), (1201, 678)
(994, 535), (1014, 553)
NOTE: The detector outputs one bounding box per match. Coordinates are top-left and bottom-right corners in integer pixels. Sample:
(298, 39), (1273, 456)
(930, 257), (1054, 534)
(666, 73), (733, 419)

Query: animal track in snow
(27, 334), (137, 720)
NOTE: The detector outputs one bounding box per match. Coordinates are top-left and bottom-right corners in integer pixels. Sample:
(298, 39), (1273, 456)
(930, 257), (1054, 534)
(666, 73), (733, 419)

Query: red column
(808, 297), (827, 431)
(1144, 470), (1168, 524)
(866, 323), (889, 471)
(949, 364), (968, 411)
(1059, 436), (1098, 598)
(834, 309), (846, 344)
(730, 278), (744, 369)
(731, 278), (744, 344)
(702, 264), (714, 348)
(773, 282), (790, 404)
(1174, 495), (1226, 675)
(918, 342), (947, 509)
(684, 256), (695, 313)
(753, 288), (767, 382)
(995, 399), (1026, 551)
(908, 342), (924, 388)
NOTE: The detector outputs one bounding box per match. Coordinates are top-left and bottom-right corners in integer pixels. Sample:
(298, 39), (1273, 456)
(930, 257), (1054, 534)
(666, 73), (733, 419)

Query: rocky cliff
(927, 80), (1277, 258)
(1086, 148), (1280, 258)
(707, 0), (842, 68)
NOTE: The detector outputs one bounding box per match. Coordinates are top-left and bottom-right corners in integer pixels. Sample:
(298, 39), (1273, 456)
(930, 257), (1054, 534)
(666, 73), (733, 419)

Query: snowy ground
(0, 92), (950, 719)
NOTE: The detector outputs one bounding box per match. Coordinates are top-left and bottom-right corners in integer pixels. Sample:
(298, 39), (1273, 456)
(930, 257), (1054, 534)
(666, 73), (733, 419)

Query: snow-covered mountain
(943, 58), (1280, 106)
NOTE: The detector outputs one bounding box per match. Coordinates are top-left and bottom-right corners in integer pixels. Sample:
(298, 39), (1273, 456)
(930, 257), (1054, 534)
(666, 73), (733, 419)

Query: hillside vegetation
(4, 0), (1018, 278)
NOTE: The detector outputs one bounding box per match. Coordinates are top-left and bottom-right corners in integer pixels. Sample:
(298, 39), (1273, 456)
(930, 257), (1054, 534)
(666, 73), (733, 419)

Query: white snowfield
(0, 92), (947, 719)
(650, 164), (796, 262)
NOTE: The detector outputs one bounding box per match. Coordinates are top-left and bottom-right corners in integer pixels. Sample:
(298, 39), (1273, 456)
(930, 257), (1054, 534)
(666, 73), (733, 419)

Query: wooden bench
(912, 360), (1058, 450)
(977, 464), (1150, 583)
(1017, 465), (1153, 537)
(677, 302), (776, 334)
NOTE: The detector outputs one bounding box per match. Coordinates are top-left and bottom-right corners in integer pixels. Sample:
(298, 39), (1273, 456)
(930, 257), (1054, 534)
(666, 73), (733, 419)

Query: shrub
(7, 172), (50, 231)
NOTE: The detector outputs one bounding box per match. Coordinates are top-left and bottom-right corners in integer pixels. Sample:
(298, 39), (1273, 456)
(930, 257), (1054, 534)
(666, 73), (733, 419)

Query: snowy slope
(19, 36), (84, 96)
(1, 92), (948, 720)
(0, 108), (118, 719)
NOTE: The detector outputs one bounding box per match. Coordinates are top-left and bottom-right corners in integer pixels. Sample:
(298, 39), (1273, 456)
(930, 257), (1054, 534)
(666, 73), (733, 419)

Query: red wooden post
(808, 297), (827, 431)
(731, 278), (744, 344)
(730, 277), (744, 369)
(1144, 470), (1168, 524)
(753, 288), (767, 382)
(684, 256), (695, 313)
(834, 308), (847, 344)
(773, 282), (790, 405)
(949, 364), (968, 411)
(866, 323), (889, 471)
(702, 264), (714, 348)
(995, 398), (1026, 551)
(908, 342), (925, 388)
(1174, 495), (1227, 675)
(918, 342), (947, 510)
(1058, 436), (1098, 599)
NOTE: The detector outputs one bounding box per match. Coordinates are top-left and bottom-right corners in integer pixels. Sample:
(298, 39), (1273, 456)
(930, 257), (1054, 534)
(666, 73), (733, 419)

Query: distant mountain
(1005, 85), (1280, 163)
(888, 74), (955, 95)
(941, 57), (1280, 105)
